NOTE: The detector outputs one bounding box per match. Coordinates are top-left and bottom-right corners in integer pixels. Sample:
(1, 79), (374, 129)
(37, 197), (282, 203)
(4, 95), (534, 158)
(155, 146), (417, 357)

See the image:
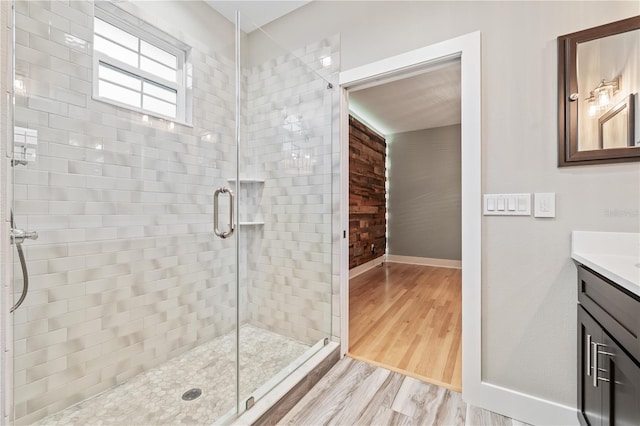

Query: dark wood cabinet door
(601, 333), (640, 426)
(579, 306), (603, 426)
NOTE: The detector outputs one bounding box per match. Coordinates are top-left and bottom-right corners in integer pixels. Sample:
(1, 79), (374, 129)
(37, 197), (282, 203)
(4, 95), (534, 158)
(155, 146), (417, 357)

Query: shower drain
(182, 388), (202, 401)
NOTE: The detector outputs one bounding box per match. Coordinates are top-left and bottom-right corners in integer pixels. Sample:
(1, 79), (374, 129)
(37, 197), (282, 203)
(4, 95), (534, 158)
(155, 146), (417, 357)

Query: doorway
(345, 58), (462, 391)
(338, 32), (482, 405)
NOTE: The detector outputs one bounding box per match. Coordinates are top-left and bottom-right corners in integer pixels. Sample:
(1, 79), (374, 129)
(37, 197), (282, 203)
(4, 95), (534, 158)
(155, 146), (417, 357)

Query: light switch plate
(483, 193), (531, 216)
(534, 193), (556, 218)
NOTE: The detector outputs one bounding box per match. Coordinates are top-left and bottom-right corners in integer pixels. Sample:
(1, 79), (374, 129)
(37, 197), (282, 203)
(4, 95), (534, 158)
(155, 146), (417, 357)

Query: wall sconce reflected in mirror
(585, 77), (620, 117)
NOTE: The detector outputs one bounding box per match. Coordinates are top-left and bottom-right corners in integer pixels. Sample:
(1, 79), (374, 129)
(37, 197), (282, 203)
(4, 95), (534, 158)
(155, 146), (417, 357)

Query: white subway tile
(50, 86), (87, 107)
(15, 199), (48, 215)
(25, 186), (48, 201)
(24, 243), (67, 261)
(28, 272), (68, 292)
(25, 357), (67, 383)
(49, 28), (89, 56)
(68, 160), (102, 176)
(36, 228), (85, 245)
(48, 255), (86, 273)
(28, 3), (70, 32)
(14, 319), (49, 342)
(67, 294), (101, 312)
(84, 227), (117, 241)
(48, 283), (86, 303)
(30, 64), (72, 91)
(27, 96), (69, 117)
(14, 377), (48, 406)
(25, 327), (68, 351)
(68, 76), (92, 96)
(47, 142), (85, 161)
(49, 201), (85, 215)
(67, 319), (101, 339)
(49, 1), (91, 28)
(13, 169), (49, 185)
(15, 106), (49, 127)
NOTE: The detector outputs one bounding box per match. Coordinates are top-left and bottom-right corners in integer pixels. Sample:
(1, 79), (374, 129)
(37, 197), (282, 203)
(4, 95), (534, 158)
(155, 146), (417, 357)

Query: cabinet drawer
(577, 265), (640, 363)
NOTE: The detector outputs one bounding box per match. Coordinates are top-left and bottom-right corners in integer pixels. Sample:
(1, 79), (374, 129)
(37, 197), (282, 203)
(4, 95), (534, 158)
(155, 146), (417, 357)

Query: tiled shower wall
(11, 0), (339, 423)
(244, 36), (339, 344)
(12, 1), (239, 423)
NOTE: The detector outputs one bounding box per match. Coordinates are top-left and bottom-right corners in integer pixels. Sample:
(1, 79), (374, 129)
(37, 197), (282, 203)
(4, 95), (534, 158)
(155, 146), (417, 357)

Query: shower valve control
(11, 228), (38, 244)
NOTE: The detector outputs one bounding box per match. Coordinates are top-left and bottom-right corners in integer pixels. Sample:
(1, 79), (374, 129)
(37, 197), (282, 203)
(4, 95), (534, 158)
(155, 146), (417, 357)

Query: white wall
(252, 0), (640, 409)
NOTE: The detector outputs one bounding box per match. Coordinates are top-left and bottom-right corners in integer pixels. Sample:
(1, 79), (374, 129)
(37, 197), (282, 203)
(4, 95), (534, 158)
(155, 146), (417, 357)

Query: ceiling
(205, 1), (311, 33)
(349, 61), (461, 136)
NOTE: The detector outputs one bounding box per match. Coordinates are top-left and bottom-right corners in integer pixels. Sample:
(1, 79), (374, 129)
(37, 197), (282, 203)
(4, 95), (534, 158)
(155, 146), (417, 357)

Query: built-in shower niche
(228, 177), (265, 327)
(227, 178), (265, 226)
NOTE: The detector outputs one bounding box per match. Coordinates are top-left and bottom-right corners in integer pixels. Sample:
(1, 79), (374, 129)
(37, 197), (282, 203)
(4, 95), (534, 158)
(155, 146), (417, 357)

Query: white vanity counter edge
(571, 231), (640, 297)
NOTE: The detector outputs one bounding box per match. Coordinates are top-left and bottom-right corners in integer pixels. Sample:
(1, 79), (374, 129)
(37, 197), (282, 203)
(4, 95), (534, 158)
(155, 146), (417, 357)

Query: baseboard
(386, 254), (462, 269)
(349, 256), (385, 278)
(465, 381), (578, 426)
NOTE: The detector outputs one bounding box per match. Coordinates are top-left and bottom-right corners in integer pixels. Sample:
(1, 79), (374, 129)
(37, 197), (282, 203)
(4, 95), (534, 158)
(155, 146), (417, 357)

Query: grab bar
(9, 211), (37, 313)
(213, 187), (235, 239)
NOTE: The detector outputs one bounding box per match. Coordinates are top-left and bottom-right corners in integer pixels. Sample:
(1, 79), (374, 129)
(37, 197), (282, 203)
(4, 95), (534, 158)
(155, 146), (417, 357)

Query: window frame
(92, 7), (191, 125)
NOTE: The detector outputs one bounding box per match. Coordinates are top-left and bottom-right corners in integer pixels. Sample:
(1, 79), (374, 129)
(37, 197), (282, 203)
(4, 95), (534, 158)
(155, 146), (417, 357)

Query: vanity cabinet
(577, 265), (640, 426)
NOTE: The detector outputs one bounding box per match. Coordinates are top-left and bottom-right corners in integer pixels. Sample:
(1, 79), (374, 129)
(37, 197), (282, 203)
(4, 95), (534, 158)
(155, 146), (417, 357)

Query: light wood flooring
(349, 263), (462, 392)
(279, 357), (527, 425)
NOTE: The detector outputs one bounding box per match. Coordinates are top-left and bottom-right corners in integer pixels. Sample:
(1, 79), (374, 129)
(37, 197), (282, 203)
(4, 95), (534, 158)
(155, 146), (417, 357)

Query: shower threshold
(33, 325), (311, 426)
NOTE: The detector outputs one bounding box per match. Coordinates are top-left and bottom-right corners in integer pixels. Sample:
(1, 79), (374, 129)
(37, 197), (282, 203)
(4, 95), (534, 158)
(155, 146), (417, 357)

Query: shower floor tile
(35, 325), (311, 426)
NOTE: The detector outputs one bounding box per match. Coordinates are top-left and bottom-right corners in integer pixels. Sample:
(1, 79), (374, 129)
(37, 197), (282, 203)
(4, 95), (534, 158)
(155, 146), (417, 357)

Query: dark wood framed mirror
(558, 16), (640, 166)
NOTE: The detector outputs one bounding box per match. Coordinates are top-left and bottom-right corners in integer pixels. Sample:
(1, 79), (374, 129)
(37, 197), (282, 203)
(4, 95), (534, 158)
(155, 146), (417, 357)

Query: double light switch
(484, 193), (531, 216)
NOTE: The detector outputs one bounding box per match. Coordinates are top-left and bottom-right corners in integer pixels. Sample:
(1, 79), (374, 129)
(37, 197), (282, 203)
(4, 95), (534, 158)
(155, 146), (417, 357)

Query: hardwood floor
(349, 262), (462, 392)
(279, 358), (528, 426)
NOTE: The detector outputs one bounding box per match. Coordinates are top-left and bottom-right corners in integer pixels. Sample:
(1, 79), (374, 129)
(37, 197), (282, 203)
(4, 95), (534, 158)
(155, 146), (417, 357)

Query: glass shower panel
(236, 14), (338, 410)
(11, 1), (238, 424)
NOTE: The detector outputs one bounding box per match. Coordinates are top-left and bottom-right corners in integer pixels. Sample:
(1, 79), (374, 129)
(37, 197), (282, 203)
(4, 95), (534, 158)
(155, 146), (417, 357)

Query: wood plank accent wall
(349, 115), (386, 269)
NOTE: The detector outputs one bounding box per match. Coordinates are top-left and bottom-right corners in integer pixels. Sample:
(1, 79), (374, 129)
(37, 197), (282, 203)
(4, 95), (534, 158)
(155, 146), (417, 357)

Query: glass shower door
(10, 1), (239, 424)
(235, 14), (338, 412)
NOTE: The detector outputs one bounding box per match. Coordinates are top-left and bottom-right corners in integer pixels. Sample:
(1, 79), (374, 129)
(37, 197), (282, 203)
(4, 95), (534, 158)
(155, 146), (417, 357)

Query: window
(92, 7), (191, 124)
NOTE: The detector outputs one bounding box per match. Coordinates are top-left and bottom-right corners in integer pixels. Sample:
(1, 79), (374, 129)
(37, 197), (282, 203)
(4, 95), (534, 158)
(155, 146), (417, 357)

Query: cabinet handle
(591, 342), (613, 388)
(586, 334), (592, 376)
(592, 341), (599, 388)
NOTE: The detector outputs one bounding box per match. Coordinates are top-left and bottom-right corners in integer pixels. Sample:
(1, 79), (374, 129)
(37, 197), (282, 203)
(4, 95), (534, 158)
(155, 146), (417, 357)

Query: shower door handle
(213, 187), (235, 239)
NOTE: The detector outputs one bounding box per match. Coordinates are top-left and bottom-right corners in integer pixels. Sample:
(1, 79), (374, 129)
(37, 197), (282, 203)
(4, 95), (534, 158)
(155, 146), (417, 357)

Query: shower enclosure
(6, 1), (338, 424)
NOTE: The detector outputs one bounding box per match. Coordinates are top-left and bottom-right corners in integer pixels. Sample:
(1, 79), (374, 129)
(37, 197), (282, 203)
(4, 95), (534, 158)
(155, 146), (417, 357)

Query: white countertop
(571, 231), (640, 297)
